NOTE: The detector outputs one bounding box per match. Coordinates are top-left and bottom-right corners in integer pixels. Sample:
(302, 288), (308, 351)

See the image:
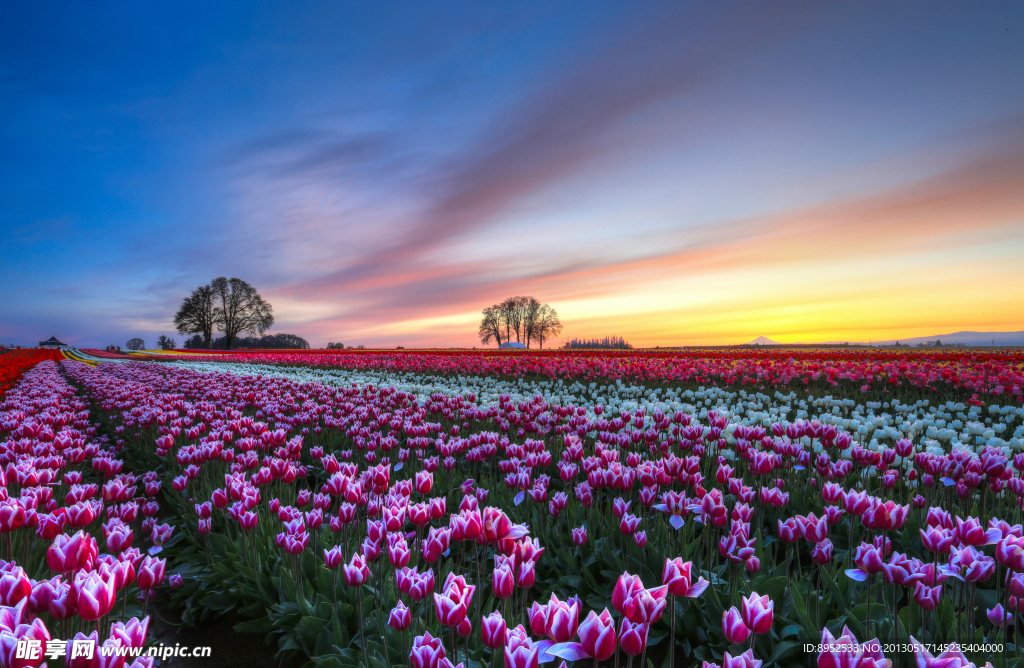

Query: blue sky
(2, 2), (1023, 348)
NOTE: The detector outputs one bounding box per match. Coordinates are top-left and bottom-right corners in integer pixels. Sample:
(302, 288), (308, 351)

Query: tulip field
(2, 349), (1024, 668)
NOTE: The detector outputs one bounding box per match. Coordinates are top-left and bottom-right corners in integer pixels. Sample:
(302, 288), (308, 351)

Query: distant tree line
(156, 336), (177, 350)
(182, 333), (309, 350)
(174, 277), (274, 349)
(479, 296), (562, 348)
(326, 342), (345, 349)
(562, 335), (632, 350)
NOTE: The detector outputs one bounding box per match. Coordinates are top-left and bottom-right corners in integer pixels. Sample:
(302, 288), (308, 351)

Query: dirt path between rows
(147, 597), (306, 668)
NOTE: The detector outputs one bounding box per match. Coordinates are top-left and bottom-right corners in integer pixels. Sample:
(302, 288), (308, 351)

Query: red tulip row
(0, 349), (64, 398)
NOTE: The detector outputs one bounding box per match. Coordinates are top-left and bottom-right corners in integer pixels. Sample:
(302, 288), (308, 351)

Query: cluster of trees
(182, 333), (309, 350)
(174, 277), (274, 350)
(156, 336), (177, 350)
(562, 335), (632, 350)
(125, 338), (145, 351)
(479, 296), (562, 349)
(326, 342), (345, 349)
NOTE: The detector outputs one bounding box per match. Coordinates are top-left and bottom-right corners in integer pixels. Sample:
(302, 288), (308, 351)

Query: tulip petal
(536, 639), (559, 663)
(547, 643), (590, 661)
(669, 515), (685, 530)
(515, 491), (525, 506)
(845, 568), (868, 582)
(506, 524), (530, 539)
(684, 579), (710, 598)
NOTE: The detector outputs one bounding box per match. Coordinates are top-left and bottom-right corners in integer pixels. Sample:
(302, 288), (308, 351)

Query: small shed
(39, 336), (67, 348)
(499, 341), (527, 350)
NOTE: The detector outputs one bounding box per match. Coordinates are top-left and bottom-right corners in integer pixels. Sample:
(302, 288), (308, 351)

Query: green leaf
(820, 568), (866, 639)
(232, 616), (275, 634)
(769, 640), (802, 663)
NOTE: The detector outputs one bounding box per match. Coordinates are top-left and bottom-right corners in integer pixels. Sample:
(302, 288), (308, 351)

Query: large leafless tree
(478, 305), (504, 346)
(210, 277), (275, 350)
(478, 296), (561, 348)
(530, 303), (563, 349)
(174, 284), (218, 348)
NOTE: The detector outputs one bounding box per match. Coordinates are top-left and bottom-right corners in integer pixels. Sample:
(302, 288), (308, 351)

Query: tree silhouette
(210, 277), (274, 350)
(478, 296), (561, 348)
(174, 284), (218, 348)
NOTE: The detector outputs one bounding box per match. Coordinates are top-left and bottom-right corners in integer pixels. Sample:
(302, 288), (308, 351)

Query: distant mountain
(738, 330), (1024, 347)
(746, 336), (782, 345)
(872, 330), (1024, 347)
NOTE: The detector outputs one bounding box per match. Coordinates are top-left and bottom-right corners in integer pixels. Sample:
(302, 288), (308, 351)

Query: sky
(2, 1), (1023, 349)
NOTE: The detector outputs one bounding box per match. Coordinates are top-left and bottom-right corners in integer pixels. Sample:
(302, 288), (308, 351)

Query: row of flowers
(146, 348), (1024, 399)
(0, 349), (64, 397)
(0, 360), (174, 668)
(163, 358), (1024, 457)
(52, 357), (1024, 668)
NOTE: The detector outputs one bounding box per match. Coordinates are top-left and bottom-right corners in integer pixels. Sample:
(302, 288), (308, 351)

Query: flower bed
(0, 348), (64, 396)
(0, 359), (171, 668)
(60, 356), (1024, 668)
(151, 348), (1024, 402)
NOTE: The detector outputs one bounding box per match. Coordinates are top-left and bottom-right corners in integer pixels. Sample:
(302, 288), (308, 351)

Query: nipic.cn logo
(16, 639), (214, 662)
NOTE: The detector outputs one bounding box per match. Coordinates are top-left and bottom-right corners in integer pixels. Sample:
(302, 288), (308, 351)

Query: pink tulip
(324, 546), (343, 569)
(577, 608), (616, 661)
(911, 636), (978, 668)
(389, 601), (412, 631)
(722, 649), (762, 668)
(136, 556), (165, 590)
(623, 586), (668, 624)
(818, 627), (888, 668)
(544, 594), (580, 643)
(527, 601), (548, 637)
(0, 567), (31, 607)
(913, 582), (941, 611)
(611, 572), (643, 614)
(74, 570), (116, 621)
(504, 625), (539, 668)
(740, 592), (773, 635)
(919, 526), (954, 554)
(618, 617), (649, 657)
(619, 513), (641, 535)
(343, 553), (369, 587)
(409, 632), (446, 668)
(811, 539), (833, 565)
(481, 611), (507, 649)
(493, 562), (514, 599)
(110, 616), (149, 648)
(722, 607), (750, 644)
(663, 558), (709, 598)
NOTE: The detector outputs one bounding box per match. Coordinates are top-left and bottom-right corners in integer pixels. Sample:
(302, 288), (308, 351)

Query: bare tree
(531, 303), (562, 349)
(126, 338), (145, 350)
(174, 284), (218, 348)
(480, 296), (561, 348)
(211, 277), (274, 350)
(478, 305), (504, 346)
(521, 297), (544, 348)
(499, 296), (534, 343)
